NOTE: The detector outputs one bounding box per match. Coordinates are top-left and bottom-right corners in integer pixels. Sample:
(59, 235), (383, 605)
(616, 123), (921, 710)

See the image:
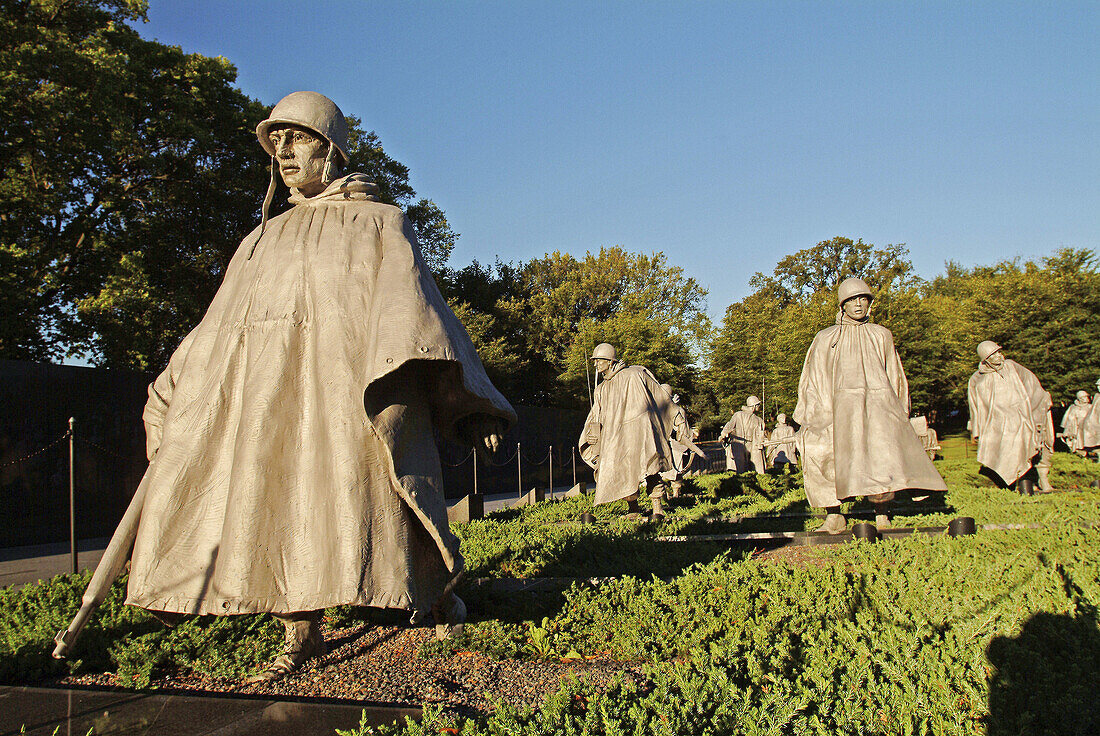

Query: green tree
(749, 236), (917, 305)
(926, 248), (1100, 419)
(501, 247), (710, 409)
(0, 0), (457, 368)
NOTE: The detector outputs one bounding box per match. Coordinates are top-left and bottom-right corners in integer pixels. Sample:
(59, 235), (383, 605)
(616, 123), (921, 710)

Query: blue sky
(139, 1), (1098, 320)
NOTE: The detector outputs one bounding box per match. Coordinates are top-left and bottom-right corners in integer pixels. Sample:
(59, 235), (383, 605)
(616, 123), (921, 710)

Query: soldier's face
(842, 295), (871, 320)
(593, 358), (612, 375)
(984, 351), (1005, 369)
(269, 125), (329, 195)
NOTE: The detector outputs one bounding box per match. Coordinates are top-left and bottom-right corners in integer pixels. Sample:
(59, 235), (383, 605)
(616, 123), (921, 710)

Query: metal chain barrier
(490, 446), (519, 466)
(522, 446), (551, 465)
(74, 435), (134, 461)
(441, 448), (475, 467)
(0, 431), (70, 470)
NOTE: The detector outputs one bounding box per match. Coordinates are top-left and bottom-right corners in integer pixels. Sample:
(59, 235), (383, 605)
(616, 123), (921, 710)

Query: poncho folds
(125, 174), (515, 616)
(1080, 385), (1100, 450)
(578, 362), (677, 505)
(967, 359), (1052, 485)
(794, 314), (946, 508)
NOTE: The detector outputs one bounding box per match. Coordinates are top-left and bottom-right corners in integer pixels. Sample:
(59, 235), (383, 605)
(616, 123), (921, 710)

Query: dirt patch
(749, 543), (837, 566)
(57, 623), (646, 718)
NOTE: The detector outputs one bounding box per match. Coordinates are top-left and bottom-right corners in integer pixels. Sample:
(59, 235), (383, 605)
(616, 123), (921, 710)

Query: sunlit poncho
(1060, 398), (1091, 454)
(794, 313), (946, 507)
(579, 362), (677, 505)
(767, 422), (797, 465)
(967, 359), (1052, 485)
(719, 409), (765, 472)
(123, 174), (515, 616)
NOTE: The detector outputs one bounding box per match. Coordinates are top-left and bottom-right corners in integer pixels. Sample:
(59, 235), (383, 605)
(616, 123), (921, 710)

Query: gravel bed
(57, 623), (646, 718)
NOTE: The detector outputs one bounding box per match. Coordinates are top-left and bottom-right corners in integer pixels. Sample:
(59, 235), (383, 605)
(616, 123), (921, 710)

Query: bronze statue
(794, 278), (946, 533)
(968, 341), (1053, 491)
(719, 396), (765, 473)
(54, 92), (515, 680)
(1059, 391), (1090, 457)
(579, 344), (678, 519)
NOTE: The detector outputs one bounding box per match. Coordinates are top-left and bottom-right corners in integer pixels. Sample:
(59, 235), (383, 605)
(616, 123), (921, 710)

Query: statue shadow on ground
(985, 565), (1100, 735)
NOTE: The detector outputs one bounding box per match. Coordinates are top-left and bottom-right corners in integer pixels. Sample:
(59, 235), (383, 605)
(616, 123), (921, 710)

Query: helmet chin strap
(249, 154), (278, 259)
(250, 145), (336, 260)
(321, 145), (337, 186)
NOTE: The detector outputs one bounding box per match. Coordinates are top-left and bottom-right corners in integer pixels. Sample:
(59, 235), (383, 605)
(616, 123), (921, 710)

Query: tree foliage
(504, 248), (709, 408)
(0, 0), (456, 368)
(437, 249), (709, 410)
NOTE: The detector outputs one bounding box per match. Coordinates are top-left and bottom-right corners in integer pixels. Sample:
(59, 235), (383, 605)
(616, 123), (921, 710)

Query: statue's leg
(624, 492), (643, 519)
(247, 610), (326, 683)
(814, 506), (846, 534)
(432, 576), (467, 642)
(647, 475), (665, 519)
(872, 496), (892, 528)
(1036, 447), (1053, 492)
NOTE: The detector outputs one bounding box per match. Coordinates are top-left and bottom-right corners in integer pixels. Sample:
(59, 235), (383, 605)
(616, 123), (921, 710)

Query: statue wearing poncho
(128, 172), (514, 616)
(967, 342), (1052, 489)
(719, 396), (765, 473)
(794, 279), (946, 528)
(58, 92), (515, 679)
(1059, 391), (1090, 457)
(767, 414), (797, 467)
(1079, 378), (1100, 453)
(579, 345), (677, 516)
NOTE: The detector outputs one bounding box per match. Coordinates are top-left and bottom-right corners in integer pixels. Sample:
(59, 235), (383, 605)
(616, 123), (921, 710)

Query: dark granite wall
(0, 359), (590, 547)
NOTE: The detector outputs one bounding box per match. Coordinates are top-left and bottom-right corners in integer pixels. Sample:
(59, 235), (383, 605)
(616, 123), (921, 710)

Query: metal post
(572, 447), (577, 487)
(68, 417), (76, 575)
(472, 449), (478, 496)
(516, 442), (522, 498)
(549, 445), (554, 500)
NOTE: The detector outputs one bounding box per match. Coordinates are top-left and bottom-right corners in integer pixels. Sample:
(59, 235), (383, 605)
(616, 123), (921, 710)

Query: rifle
(53, 481), (149, 659)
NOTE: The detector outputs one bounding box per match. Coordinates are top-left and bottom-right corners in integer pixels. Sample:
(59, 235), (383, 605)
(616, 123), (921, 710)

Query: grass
(3, 453), (1099, 735)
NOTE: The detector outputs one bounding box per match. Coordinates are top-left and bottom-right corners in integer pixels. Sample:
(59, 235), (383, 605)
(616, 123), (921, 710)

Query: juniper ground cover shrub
(3, 452), (1099, 734)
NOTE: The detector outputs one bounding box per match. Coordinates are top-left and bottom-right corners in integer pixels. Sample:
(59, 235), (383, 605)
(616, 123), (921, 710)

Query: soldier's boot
(814, 508), (847, 535)
(624, 496), (643, 520)
(650, 495), (666, 520)
(872, 499), (891, 529)
(1037, 466), (1053, 493)
(432, 591), (467, 641)
(670, 480), (683, 498)
(248, 611), (326, 683)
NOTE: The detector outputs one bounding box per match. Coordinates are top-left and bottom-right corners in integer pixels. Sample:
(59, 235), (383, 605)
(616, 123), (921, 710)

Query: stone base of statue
(447, 494), (484, 523)
(513, 488), (546, 507)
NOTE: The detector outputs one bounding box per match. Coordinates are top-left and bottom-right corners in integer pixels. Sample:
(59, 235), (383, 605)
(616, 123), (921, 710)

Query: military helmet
(745, 395), (762, 407)
(837, 277), (874, 305)
(256, 91), (350, 164)
(976, 340), (1002, 362)
(1077, 390), (1090, 401)
(776, 413), (787, 423)
(590, 343), (617, 362)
